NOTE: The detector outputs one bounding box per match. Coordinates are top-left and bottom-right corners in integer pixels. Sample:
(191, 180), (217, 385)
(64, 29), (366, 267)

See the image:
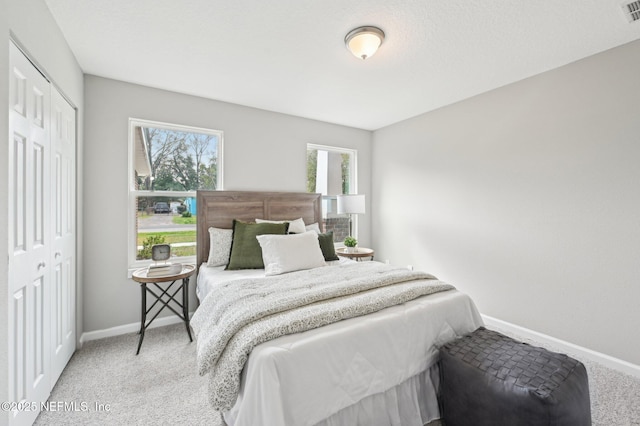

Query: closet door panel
(11, 132), (27, 254)
(51, 87), (76, 384)
(10, 289), (27, 404)
(8, 42), (51, 426)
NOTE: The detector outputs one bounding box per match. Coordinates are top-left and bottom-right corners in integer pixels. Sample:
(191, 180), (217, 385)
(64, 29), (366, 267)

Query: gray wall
(372, 39), (640, 366)
(2, 0), (84, 421)
(83, 75), (372, 332)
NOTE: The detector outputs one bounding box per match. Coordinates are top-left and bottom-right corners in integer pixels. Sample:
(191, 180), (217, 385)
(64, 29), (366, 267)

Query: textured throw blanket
(190, 261), (454, 411)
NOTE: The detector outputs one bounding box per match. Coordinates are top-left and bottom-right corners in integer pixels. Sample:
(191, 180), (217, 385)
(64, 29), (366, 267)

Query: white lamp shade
(345, 27), (385, 60)
(337, 194), (366, 214)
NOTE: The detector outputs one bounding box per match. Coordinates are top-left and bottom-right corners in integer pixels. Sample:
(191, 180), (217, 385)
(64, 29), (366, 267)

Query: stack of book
(147, 263), (182, 277)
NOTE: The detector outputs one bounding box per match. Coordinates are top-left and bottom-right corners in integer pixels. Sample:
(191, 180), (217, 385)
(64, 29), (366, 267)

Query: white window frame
(307, 143), (359, 241)
(127, 118), (224, 270)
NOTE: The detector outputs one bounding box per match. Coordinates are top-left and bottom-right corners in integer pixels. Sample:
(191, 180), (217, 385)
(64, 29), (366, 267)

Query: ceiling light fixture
(345, 26), (385, 60)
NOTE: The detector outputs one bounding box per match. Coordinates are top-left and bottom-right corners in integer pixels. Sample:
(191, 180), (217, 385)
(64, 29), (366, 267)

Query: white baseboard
(482, 315), (640, 379)
(79, 313), (195, 347)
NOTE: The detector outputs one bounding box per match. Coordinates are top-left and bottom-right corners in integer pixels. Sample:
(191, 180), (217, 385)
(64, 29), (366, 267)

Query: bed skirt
(313, 364), (442, 426)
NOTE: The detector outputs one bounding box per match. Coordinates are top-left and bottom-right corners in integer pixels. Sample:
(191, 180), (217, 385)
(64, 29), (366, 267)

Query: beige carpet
(35, 323), (640, 425)
(35, 324), (219, 426)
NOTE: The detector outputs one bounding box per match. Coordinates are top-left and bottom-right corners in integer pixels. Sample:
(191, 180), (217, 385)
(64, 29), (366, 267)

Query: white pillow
(305, 222), (321, 233)
(255, 217), (306, 234)
(207, 227), (233, 267)
(256, 231), (326, 276)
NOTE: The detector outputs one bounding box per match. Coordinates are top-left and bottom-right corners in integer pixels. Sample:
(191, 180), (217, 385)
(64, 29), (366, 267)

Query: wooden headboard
(196, 190), (323, 266)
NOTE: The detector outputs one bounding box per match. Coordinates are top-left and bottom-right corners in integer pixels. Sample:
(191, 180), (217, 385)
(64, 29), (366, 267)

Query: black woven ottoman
(439, 327), (591, 426)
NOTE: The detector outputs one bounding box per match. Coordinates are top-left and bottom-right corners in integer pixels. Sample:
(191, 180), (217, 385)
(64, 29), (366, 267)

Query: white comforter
(196, 263), (483, 426)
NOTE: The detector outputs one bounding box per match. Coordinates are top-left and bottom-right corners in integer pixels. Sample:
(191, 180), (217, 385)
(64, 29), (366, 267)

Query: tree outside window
(306, 144), (357, 242)
(129, 119), (223, 266)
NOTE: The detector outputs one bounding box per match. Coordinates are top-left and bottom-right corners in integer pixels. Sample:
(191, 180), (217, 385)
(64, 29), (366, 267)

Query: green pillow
(226, 220), (289, 270)
(318, 231), (339, 261)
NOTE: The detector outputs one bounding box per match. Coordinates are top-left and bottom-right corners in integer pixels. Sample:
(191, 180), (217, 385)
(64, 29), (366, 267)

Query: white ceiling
(45, 0), (640, 130)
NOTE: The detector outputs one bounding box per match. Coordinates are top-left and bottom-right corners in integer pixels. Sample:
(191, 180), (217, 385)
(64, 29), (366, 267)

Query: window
(306, 144), (357, 242)
(128, 118), (223, 267)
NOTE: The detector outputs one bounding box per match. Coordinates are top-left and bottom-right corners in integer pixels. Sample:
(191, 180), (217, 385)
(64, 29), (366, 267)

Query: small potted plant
(343, 236), (358, 253)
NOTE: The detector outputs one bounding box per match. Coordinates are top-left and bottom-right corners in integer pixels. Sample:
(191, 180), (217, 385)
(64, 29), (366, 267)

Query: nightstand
(131, 264), (196, 355)
(336, 247), (375, 261)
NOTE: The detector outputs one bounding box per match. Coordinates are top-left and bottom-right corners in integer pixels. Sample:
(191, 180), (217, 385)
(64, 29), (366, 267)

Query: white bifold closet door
(50, 87), (76, 385)
(8, 41), (76, 426)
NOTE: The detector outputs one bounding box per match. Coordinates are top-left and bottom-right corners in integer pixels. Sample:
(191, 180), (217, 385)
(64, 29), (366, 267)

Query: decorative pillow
(255, 217), (306, 234)
(226, 220), (289, 270)
(207, 227), (233, 267)
(317, 231), (339, 261)
(256, 231), (327, 276)
(305, 222), (322, 233)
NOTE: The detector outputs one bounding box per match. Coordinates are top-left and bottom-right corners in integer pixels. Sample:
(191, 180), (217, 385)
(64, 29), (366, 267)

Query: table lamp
(336, 194), (366, 237)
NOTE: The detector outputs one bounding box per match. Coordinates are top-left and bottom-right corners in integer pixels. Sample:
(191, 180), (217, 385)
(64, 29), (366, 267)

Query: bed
(193, 190), (484, 426)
